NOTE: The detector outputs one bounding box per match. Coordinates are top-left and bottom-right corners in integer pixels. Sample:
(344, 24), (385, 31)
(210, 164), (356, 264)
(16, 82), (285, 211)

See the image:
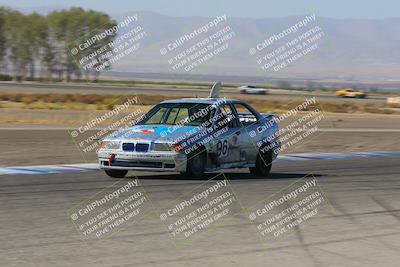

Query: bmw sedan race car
(97, 83), (281, 178)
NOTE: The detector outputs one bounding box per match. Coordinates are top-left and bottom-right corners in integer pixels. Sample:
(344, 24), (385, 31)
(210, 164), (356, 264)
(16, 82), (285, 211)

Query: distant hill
(110, 11), (400, 80)
(6, 6), (400, 80)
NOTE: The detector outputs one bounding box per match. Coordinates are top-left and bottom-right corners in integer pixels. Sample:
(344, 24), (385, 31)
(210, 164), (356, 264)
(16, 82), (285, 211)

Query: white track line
(1, 151), (399, 176)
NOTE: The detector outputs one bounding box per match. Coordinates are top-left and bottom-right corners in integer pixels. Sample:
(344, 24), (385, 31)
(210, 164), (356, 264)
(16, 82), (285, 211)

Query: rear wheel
(249, 147), (273, 177)
(181, 149), (206, 179)
(104, 169), (128, 178)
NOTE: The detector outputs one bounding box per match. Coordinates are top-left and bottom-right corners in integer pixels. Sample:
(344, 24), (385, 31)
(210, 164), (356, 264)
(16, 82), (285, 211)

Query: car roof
(160, 98), (241, 105)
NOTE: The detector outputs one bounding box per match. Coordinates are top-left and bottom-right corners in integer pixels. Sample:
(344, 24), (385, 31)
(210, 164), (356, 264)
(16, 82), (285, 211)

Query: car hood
(105, 124), (201, 143)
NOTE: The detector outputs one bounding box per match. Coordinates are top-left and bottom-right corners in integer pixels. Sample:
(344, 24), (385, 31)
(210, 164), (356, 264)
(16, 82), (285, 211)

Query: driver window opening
(233, 103), (258, 127)
(216, 104), (236, 129)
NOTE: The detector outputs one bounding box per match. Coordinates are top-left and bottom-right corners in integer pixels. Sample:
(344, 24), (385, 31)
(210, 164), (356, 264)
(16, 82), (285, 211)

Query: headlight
(153, 143), (172, 151)
(99, 141), (120, 150)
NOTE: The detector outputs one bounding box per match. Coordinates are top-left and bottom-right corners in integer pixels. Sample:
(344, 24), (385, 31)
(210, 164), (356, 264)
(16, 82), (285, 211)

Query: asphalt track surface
(0, 82), (387, 104)
(1, 156), (399, 266)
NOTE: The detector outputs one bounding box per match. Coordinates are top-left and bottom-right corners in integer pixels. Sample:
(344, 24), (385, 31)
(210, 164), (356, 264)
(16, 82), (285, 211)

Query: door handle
(235, 131), (240, 135)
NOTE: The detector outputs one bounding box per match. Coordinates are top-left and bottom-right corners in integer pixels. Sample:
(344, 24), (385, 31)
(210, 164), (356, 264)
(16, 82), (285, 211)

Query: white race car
(238, 85), (267, 95)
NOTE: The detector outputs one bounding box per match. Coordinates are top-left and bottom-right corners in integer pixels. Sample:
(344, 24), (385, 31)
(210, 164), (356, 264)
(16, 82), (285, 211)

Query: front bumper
(98, 150), (187, 172)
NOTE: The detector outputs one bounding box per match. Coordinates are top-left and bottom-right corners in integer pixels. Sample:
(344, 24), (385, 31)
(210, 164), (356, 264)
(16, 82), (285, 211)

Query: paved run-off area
(0, 156), (399, 267)
(1, 108), (399, 266)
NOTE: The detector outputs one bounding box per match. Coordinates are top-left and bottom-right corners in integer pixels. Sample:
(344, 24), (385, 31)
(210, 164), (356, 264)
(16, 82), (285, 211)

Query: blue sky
(0, 0), (398, 19)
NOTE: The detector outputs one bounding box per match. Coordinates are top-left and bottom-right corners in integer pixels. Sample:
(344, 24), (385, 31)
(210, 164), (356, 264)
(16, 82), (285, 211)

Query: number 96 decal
(217, 140), (228, 157)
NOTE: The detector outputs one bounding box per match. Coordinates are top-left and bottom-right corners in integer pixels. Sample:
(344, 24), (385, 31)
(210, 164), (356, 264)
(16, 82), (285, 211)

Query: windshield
(140, 102), (216, 126)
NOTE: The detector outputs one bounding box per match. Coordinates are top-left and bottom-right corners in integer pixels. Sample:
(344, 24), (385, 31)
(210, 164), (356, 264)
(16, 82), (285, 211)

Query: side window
(216, 104), (236, 129)
(233, 103), (258, 127)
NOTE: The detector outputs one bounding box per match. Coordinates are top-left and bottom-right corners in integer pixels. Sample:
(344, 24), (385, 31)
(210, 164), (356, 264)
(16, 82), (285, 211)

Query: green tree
(0, 8), (6, 70)
(1, 7), (117, 81)
(4, 10), (29, 80)
(85, 10), (117, 80)
(47, 8), (116, 81)
(25, 13), (48, 79)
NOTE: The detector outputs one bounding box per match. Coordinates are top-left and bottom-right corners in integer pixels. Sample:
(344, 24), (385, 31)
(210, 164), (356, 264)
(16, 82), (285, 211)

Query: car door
(211, 104), (241, 165)
(232, 102), (261, 164)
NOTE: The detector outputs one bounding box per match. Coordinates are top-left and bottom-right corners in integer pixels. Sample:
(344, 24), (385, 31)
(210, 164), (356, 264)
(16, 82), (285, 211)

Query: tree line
(0, 7), (117, 81)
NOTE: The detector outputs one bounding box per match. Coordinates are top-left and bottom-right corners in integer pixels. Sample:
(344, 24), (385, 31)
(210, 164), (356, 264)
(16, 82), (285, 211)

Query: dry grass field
(0, 92), (398, 116)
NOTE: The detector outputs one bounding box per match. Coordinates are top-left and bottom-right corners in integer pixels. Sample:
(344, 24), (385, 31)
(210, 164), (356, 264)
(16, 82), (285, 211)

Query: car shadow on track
(126, 172), (324, 181)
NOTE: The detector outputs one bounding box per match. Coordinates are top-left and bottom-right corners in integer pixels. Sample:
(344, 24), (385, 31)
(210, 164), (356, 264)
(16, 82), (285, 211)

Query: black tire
(104, 169), (128, 178)
(249, 147), (273, 177)
(181, 149), (206, 179)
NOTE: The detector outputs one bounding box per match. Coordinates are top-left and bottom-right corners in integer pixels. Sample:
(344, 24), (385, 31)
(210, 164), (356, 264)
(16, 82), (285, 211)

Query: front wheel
(104, 169), (128, 178)
(181, 149), (206, 179)
(249, 148), (273, 177)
